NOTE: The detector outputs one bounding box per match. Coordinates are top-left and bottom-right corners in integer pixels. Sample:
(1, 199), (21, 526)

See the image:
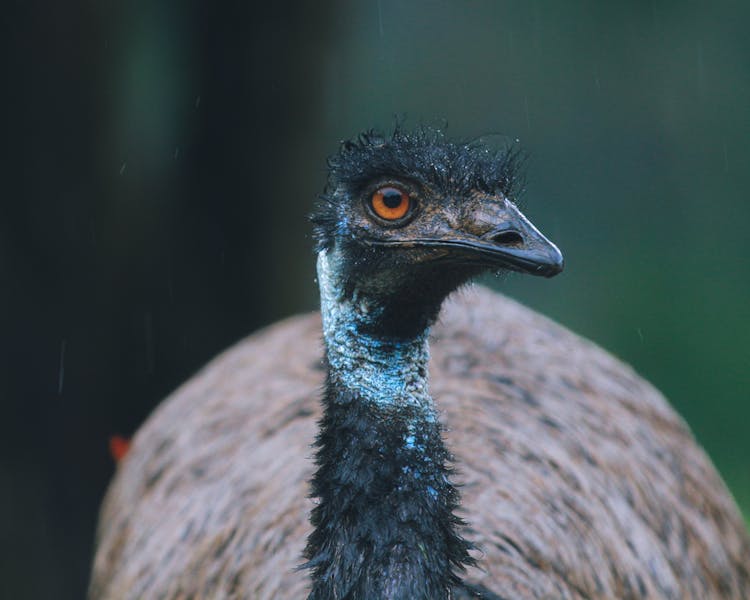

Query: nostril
(490, 230), (524, 247)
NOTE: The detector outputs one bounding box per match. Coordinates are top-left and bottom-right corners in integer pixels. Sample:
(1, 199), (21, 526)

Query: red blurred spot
(109, 435), (131, 463)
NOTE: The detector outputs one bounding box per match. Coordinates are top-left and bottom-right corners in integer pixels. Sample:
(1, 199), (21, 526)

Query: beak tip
(539, 247), (564, 278)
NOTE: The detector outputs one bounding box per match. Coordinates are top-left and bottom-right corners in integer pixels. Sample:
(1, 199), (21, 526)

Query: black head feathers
(311, 126), (525, 252)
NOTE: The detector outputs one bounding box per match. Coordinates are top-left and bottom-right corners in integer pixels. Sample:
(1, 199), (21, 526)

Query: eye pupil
(382, 190), (403, 209)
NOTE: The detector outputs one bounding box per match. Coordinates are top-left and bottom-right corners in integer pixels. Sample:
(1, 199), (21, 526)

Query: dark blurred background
(4, 1), (749, 598)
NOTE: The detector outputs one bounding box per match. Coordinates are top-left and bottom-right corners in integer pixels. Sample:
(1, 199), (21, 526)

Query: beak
(457, 199), (564, 277)
(390, 199), (563, 277)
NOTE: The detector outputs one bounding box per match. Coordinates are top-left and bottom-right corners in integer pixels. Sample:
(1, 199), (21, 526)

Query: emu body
(90, 129), (750, 599)
(90, 289), (749, 599)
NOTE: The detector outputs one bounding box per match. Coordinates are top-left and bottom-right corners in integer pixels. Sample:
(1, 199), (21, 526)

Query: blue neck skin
(317, 249), (435, 418)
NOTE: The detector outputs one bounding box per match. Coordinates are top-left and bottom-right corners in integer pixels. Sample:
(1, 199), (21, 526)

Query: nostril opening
(490, 230), (524, 246)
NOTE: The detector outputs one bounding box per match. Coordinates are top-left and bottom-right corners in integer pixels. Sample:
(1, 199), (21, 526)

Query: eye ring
(368, 186), (414, 223)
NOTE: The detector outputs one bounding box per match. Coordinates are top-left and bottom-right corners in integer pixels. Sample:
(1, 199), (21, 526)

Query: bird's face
(312, 128), (563, 336)
(340, 177), (563, 279)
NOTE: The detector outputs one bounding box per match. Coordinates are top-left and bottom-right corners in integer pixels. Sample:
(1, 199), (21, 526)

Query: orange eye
(370, 186), (411, 221)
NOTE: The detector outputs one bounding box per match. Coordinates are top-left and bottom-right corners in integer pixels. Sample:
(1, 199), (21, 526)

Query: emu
(90, 128), (749, 599)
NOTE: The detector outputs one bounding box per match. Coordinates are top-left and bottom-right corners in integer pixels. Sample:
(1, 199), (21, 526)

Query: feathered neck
(304, 250), (472, 599)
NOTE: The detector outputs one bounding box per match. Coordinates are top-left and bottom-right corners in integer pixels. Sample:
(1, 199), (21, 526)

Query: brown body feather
(90, 287), (749, 599)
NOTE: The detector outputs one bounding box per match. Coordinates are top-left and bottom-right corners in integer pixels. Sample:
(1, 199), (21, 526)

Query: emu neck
(305, 250), (471, 599)
(317, 249), (432, 411)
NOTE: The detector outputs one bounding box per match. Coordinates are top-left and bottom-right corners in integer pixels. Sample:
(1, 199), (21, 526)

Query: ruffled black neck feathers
(304, 381), (473, 599)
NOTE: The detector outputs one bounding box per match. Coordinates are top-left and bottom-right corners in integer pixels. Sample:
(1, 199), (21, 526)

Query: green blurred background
(4, 1), (749, 598)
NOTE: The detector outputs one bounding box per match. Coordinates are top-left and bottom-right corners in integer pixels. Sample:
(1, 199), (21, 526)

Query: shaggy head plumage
(312, 126), (525, 252)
